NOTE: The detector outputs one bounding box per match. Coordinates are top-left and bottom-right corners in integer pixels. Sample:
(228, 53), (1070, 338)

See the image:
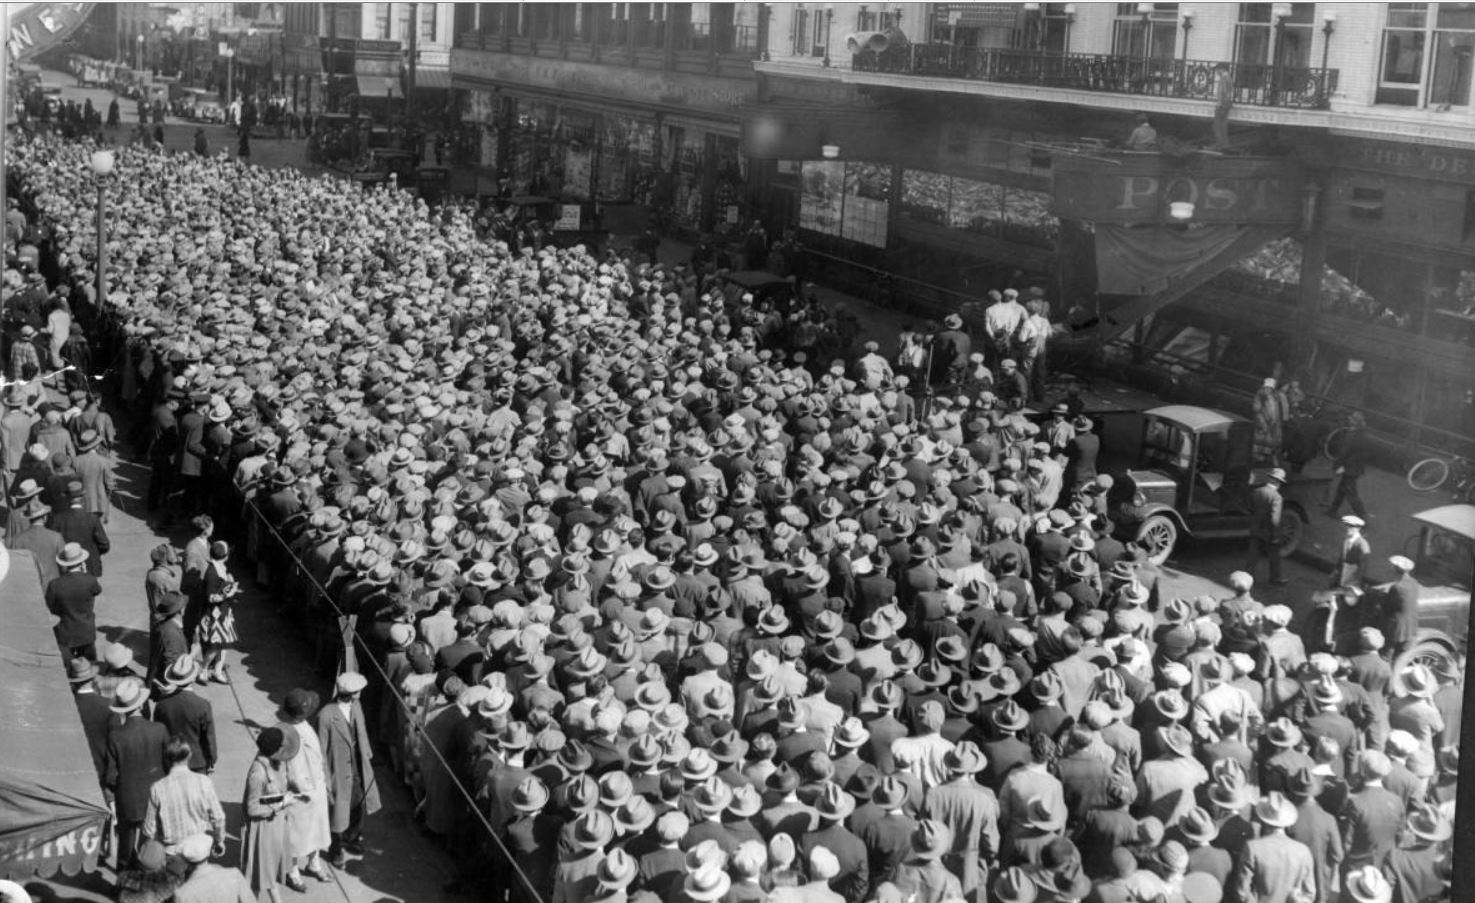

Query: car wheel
(1276, 511), (1305, 557)
(1136, 514), (1178, 566)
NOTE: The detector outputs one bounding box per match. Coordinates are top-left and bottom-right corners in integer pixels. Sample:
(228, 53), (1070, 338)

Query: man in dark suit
(175, 390), (208, 516)
(1325, 412), (1369, 520)
(45, 541), (102, 663)
(148, 591), (191, 688)
(1246, 467), (1288, 586)
(9, 497), (63, 585)
(1063, 415), (1099, 496)
(152, 657), (217, 774)
(103, 680), (169, 868)
(1382, 555), (1421, 662)
(46, 482), (109, 577)
(69, 657), (113, 783)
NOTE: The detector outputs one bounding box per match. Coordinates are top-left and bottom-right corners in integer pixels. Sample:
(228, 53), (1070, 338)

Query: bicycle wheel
(1407, 457), (1450, 492)
(1322, 426), (1352, 462)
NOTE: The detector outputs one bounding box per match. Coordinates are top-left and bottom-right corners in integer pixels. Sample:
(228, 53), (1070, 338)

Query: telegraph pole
(407, 2), (419, 123)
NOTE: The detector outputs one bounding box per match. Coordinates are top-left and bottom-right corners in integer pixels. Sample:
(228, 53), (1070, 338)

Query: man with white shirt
(984, 289), (1028, 372)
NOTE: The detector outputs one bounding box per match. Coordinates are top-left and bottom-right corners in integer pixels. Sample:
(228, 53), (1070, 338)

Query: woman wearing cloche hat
(242, 725), (308, 899)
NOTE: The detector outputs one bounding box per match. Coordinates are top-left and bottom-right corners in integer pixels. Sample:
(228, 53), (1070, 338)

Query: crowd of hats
(5, 132), (1458, 903)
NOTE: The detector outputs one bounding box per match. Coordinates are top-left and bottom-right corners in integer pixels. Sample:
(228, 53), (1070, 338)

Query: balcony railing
(853, 46), (1338, 110)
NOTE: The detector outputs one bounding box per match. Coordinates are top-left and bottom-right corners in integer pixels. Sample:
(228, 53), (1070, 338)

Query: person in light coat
(280, 689), (331, 882)
(317, 671), (381, 867)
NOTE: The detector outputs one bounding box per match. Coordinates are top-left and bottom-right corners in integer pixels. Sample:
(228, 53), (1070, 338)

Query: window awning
(413, 67), (452, 90)
(0, 551), (111, 880)
(355, 75), (401, 98)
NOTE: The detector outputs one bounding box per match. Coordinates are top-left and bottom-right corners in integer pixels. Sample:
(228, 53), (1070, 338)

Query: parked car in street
(1389, 504), (1474, 673)
(1108, 404), (1313, 565)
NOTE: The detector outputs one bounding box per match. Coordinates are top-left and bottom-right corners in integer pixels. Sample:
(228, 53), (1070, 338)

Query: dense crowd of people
(0, 126), (1462, 903)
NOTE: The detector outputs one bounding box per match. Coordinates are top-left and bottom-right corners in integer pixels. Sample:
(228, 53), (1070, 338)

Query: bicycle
(1406, 453), (1475, 501)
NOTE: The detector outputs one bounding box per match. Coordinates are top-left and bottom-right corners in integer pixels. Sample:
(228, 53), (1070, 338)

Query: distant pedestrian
(107, 99), (120, 129)
(1325, 411), (1369, 521)
(238, 132), (251, 160)
(1246, 468), (1289, 586)
(104, 679), (170, 869)
(194, 128), (208, 157)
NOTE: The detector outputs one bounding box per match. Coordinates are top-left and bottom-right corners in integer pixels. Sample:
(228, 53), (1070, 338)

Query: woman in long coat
(281, 691), (332, 882)
(242, 726), (307, 901)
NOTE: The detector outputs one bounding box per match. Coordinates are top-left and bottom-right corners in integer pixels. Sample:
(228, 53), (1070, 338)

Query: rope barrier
(239, 492), (545, 903)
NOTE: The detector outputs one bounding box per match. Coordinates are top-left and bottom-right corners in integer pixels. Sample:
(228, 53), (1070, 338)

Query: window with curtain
(1112, 3), (1179, 59)
(396, 2), (412, 39)
(1042, 4), (1073, 51)
(1379, 3), (1475, 107)
(1234, 3), (1314, 68)
(793, 6), (810, 55)
(374, 2), (391, 39)
(421, 4), (437, 42)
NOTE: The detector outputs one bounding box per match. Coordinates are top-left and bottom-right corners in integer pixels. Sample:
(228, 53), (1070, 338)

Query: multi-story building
(448, 2), (768, 228)
(281, 3), (457, 116)
(738, 1), (1474, 451)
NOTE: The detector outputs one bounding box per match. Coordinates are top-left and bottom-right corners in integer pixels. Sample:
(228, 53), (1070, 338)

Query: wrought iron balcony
(853, 45), (1338, 110)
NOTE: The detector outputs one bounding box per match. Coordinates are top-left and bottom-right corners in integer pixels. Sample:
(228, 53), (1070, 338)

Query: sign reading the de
(1051, 155), (1304, 225)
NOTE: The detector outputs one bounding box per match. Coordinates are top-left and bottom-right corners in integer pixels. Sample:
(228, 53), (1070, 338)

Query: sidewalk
(21, 434), (458, 901)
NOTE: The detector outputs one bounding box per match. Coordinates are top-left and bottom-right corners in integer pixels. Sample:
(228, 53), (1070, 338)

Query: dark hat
(256, 725), (301, 762)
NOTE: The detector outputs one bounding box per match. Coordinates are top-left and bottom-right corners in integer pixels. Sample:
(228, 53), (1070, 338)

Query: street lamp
(90, 150), (115, 315)
(1180, 10), (1194, 60)
(136, 33), (145, 70)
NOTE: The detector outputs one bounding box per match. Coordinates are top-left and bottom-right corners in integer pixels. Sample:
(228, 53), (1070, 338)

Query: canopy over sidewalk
(0, 550), (110, 880)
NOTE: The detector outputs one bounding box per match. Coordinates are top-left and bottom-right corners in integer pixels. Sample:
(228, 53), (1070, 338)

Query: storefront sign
(451, 49), (755, 114)
(1052, 155), (1303, 225)
(5, 3), (92, 63)
(1332, 139), (1475, 185)
(0, 821), (104, 877)
(556, 205), (582, 230)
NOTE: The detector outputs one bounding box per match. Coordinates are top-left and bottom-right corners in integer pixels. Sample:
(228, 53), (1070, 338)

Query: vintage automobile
(1108, 405), (1311, 565)
(1381, 504), (1474, 683)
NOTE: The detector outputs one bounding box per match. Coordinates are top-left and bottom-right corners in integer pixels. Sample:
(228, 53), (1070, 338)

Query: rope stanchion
(240, 494), (546, 903)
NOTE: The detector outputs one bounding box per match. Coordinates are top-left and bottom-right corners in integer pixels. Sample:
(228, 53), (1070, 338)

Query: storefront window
(1424, 266), (1475, 345)
(799, 161), (889, 248)
(1322, 247), (1424, 331)
(1220, 237), (1302, 305)
(1423, 370), (1475, 451)
(899, 170), (1058, 248)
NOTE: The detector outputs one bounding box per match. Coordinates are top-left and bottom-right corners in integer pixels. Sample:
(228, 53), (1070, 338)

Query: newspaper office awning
(0, 550), (111, 880)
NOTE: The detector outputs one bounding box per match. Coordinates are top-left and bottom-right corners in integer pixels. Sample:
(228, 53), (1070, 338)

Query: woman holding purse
(197, 540), (239, 684)
(243, 726), (308, 899)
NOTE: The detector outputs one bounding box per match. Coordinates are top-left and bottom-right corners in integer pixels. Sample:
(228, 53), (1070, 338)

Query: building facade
(448, 3), (767, 231)
(281, 2), (457, 117)
(739, 1), (1475, 452)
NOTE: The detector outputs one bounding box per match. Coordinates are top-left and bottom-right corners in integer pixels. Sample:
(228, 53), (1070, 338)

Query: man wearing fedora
(46, 540), (102, 664)
(893, 819), (965, 903)
(149, 591), (191, 689)
(47, 478), (109, 576)
(73, 427), (115, 523)
(1230, 792), (1315, 903)
(9, 496), (62, 585)
(153, 657), (218, 774)
(68, 656), (114, 781)
(104, 679), (170, 869)
(920, 740), (998, 901)
(318, 671), (380, 868)
(1246, 467), (1290, 587)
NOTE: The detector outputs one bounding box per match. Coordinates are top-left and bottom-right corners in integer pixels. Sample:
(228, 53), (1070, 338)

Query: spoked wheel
(1135, 514), (1179, 566)
(1323, 426), (1353, 462)
(1407, 457), (1450, 492)
(1275, 511), (1305, 558)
